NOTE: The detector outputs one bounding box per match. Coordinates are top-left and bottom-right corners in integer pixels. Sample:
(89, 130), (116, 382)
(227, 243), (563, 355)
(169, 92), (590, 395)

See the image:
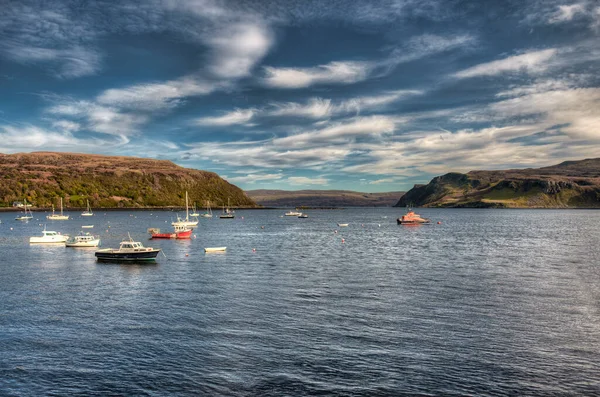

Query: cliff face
(396, 158), (600, 208)
(0, 152), (257, 208)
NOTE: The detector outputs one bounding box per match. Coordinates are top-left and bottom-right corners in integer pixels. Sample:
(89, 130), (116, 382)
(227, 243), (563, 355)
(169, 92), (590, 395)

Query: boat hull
(150, 229), (192, 239)
(30, 236), (69, 244)
(95, 250), (160, 261)
(219, 215), (234, 219)
(205, 247), (226, 252)
(397, 219), (430, 225)
(66, 240), (100, 247)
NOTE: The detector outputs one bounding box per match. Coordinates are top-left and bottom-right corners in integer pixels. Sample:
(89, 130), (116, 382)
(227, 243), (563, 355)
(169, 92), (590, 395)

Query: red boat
(148, 224), (193, 239)
(397, 210), (431, 225)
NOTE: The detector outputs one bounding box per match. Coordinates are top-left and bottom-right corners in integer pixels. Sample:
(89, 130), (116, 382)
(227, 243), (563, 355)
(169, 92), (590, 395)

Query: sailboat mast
(185, 191), (189, 221)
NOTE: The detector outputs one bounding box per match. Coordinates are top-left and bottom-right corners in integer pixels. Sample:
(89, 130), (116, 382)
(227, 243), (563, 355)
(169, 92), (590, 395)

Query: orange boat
(397, 210), (430, 225)
(148, 224), (193, 239)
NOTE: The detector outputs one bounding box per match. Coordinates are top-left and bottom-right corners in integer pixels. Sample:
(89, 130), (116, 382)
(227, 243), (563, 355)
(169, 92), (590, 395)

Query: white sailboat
(172, 191), (199, 227)
(15, 199), (33, 221)
(47, 197), (69, 220)
(201, 200), (213, 218)
(81, 199), (94, 216)
(189, 202), (200, 217)
(219, 198), (235, 219)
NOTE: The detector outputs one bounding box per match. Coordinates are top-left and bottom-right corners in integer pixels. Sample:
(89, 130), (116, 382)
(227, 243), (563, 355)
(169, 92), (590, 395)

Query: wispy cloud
(195, 109), (256, 126)
(263, 61), (374, 88)
(287, 176), (329, 185)
(225, 172), (284, 184)
(454, 49), (557, 79)
(548, 4), (586, 23)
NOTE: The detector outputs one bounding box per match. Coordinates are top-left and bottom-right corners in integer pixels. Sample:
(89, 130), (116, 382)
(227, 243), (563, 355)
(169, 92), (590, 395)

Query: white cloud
(195, 109), (256, 126)
(287, 176), (329, 185)
(268, 91), (421, 119)
(548, 4), (585, 24)
(4, 45), (101, 79)
(225, 173), (284, 184)
(206, 22), (274, 79)
(454, 49), (557, 79)
(51, 120), (80, 132)
(369, 178), (399, 185)
(263, 61), (374, 88)
(392, 34), (476, 63)
(97, 78), (221, 111)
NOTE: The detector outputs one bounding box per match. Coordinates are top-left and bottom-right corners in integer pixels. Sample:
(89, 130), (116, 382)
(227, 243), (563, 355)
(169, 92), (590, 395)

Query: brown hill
(396, 158), (600, 208)
(0, 152), (257, 208)
(246, 189), (405, 207)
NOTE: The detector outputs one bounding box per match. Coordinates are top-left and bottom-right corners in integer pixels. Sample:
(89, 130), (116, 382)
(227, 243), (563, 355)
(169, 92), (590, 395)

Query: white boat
(337, 223), (349, 227)
(219, 198), (235, 219)
(189, 202), (200, 217)
(15, 199), (33, 221)
(66, 232), (101, 247)
(30, 228), (69, 244)
(81, 200), (94, 216)
(285, 210), (302, 216)
(204, 247), (226, 252)
(298, 213), (308, 218)
(47, 198), (69, 220)
(172, 191), (199, 227)
(82, 225), (94, 229)
(201, 200), (213, 218)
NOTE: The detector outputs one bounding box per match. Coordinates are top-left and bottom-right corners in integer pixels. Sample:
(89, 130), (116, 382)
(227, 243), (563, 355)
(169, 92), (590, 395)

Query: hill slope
(396, 158), (600, 208)
(246, 189), (404, 207)
(0, 152), (257, 208)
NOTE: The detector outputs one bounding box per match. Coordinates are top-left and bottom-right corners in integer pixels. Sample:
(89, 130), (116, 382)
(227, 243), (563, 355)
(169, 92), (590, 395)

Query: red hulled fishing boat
(148, 224), (193, 239)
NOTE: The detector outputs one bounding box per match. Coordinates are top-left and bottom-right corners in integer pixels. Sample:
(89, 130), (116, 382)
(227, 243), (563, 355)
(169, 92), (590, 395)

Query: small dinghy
(204, 247), (227, 253)
(337, 223), (349, 227)
(82, 225), (94, 229)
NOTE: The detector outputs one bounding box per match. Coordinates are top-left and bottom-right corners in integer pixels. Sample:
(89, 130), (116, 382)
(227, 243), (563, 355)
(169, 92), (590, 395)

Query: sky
(1, 0), (600, 192)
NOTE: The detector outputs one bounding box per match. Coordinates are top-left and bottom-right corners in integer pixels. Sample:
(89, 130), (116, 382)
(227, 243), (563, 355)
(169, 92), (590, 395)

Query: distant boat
(95, 237), (160, 262)
(298, 213), (308, 218)
(148, 224), (192, 239)
(337, 223), (349, 227)
(397, 209), (430, 225)
(201, 200), (213, 218)
(189, 202), (200, 217)
(285, 210), (302, 216)
(172, 191), (198, 227)
(81, 200), (94, 216)
(219, 198), (235, 219)
(204, 247), (226, 252)
(15, 199), (33, 221)
(66, 232), (101, 247)
(47, 198), (69, 220)
(30, 227), (69, 244)
(82, 225), (94, 229)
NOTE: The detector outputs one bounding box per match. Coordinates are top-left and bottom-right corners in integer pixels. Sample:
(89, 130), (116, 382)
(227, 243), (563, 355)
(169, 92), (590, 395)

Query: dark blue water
(1, 208), (599, 396)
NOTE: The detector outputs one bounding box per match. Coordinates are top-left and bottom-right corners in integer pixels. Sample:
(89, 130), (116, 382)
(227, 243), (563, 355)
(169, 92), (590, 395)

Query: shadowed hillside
(396, 158), (600, 208)
(0, 152), (257, 208)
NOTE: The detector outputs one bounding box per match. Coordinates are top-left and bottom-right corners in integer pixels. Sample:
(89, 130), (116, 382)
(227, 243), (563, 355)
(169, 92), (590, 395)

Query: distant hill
(0, 152), (257, 208)
(396, 158), (600, 208)
(246, 189), (405, 207)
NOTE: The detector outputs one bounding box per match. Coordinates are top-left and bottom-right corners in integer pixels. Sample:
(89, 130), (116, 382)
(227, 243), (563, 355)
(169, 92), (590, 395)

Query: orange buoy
(437, 221), (441, 224)
(341, 238), (345, 243)
(185, 253), (189, 257)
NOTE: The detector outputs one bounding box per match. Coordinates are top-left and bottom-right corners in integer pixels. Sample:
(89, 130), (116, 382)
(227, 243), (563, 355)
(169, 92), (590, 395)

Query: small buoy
(437, 221), (441, 224)
(261, 226), (265, 229)
(241, 216), (244, 220)
(334, 230), (338, 234)
(185, 253), (189, 257)
(361, 224), (364, 227)
(193, 234), (196, 238)
(10, 227), (13, 231)
(341, 238), (345, 243)
(378, 224), (381, 227)
(252, 248), (256, 252)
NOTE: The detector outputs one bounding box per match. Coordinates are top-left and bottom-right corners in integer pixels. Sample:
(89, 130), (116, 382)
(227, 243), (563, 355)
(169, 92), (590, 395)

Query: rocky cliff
(396, 158), (600, 208)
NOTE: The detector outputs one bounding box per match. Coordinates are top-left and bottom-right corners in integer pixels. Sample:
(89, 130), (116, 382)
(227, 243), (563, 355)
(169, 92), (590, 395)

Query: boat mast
(185, 191), (189, 221)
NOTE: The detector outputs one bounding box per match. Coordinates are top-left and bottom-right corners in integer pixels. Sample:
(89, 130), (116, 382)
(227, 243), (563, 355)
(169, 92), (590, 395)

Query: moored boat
(204, 247), (226, 252)
(337, 223), (349, 227)
(148, 224), (192, 239)
(81, 200), (94, 216)
(15, 199), (33, 221)
(219, 198), (235, 219)
(66, 232), (101, 247)
(285, 210), (302, 216)
(397, 209), (430, 225)
(95, 238), (161, 261)
(298, 213), (308, 218)
(172, 191), (198, 227)
(47, 198), (69, 220)
(30, 228), (69, 244)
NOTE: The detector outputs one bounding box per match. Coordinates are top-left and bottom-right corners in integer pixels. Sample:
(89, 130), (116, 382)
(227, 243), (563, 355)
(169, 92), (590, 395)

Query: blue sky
(1, 0), (600, 192)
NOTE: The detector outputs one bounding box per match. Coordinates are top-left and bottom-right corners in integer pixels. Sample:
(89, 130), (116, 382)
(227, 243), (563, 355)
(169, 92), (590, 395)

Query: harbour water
(1, 208), (599, 395)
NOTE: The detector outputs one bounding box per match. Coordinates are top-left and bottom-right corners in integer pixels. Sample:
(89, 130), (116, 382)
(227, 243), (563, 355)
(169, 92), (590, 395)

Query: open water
(0, 208), (599, 396)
